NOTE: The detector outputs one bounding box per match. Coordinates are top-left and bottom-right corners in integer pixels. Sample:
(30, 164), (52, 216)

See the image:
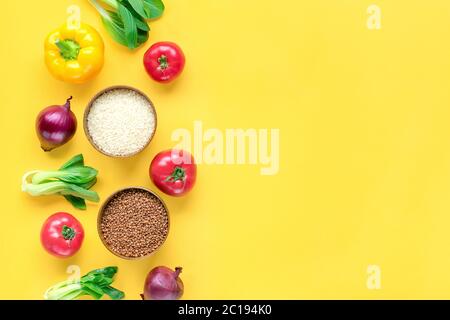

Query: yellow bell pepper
(45, 23), (104, 84)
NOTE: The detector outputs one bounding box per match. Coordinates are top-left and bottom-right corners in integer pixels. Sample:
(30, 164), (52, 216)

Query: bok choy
(21, 154), (100, 210)
(89, 0), (165, 49)
(44, 266), (125, 300)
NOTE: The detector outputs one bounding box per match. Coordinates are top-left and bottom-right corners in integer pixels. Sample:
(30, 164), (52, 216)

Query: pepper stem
(165, 167), (186, 182)
(55, 39), (81, 61)
(158, 55), (169, 70)
(61, 225), (76, 241)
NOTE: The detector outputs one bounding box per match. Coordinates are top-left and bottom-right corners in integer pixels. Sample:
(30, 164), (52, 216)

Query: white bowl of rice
(84, 86), (157, 157)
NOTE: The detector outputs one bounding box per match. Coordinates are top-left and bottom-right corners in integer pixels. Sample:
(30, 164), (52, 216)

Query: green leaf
(143, 0), (164, 19)
(60, 154), (84, 170)
(89, 0), (127, 47)
(107, 9), (124, 26)
(63, 166), (98, 181)
(126, 0), (148, 19)
(118, 2), (138, 49)
(135, 16), (150, 31)
(89, 0), (149, 49)
(23, 178), (99, 202)
(78, 177), (97, 190)
(81, 287), (103, 300)
(82, 273), (109, 284)
(83, 282), (105, 296)
(90, 275), (114, 287)
(119, 1), (150, 32)
(57, 183), (100, 202)
(64, 195), (86, 210)
(31, 167), (98, 185)
(86, 266), (119, 279)
(102, 286), (125, 300)
(100, 11), (128, 47)
(44, 266), (124, 300)
(137, 28), (150, 45)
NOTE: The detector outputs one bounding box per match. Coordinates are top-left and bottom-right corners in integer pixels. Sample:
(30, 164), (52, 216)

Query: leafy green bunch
(21, 154), (99, 210)
(89, 0), (165, 49)
(44, 266), (125, 300)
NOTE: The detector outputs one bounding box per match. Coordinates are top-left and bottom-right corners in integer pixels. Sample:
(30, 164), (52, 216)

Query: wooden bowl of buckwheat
(97, 187), (170, 260)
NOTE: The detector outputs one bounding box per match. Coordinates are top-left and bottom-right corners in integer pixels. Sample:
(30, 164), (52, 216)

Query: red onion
(142, 266), (184, 300)
(36, 97), (77, 152)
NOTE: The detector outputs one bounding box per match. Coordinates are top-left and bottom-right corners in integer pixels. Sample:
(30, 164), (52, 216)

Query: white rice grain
(87, 89), (155, 156)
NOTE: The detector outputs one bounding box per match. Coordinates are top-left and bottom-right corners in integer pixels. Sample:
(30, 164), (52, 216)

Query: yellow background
(2, 0), (450, 299)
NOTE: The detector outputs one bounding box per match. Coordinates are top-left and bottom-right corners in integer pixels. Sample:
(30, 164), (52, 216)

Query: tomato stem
(158, 55), (169, 70)
(165, 167), (186, 183)
(61, 225), (76, 241)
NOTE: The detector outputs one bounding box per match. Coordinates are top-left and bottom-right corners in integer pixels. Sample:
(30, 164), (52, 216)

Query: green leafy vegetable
(106, 16), (128, 46)
(118, 2), (138, 48)
(59, 153), (84, 170)
(138, 28), (150, 44)
(21, 154), (99, 210)
(31, 167), (98, 185)
(135, 16), (150, 31)
(64, 195), (87, 210)
(143, 0), (165, 19)
(44, 266), (125, 300)
(119, 1), (151, 31)
(89, 0), (164, 49)
(63, 177), (99, 210)
(128, 0), (148, 19)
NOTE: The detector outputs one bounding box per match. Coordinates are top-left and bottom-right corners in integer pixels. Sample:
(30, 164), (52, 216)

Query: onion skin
(142, 266), (184, 300)
(36, 97), (77, 152)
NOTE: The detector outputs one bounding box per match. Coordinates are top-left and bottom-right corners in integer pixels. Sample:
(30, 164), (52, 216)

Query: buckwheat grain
(100, 189), (169, 258)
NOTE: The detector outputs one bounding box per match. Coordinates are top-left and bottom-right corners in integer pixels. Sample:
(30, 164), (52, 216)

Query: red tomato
(40, 212), (84, 258)
(150, 150), (197, 196)
(143, 42), (185, 83)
